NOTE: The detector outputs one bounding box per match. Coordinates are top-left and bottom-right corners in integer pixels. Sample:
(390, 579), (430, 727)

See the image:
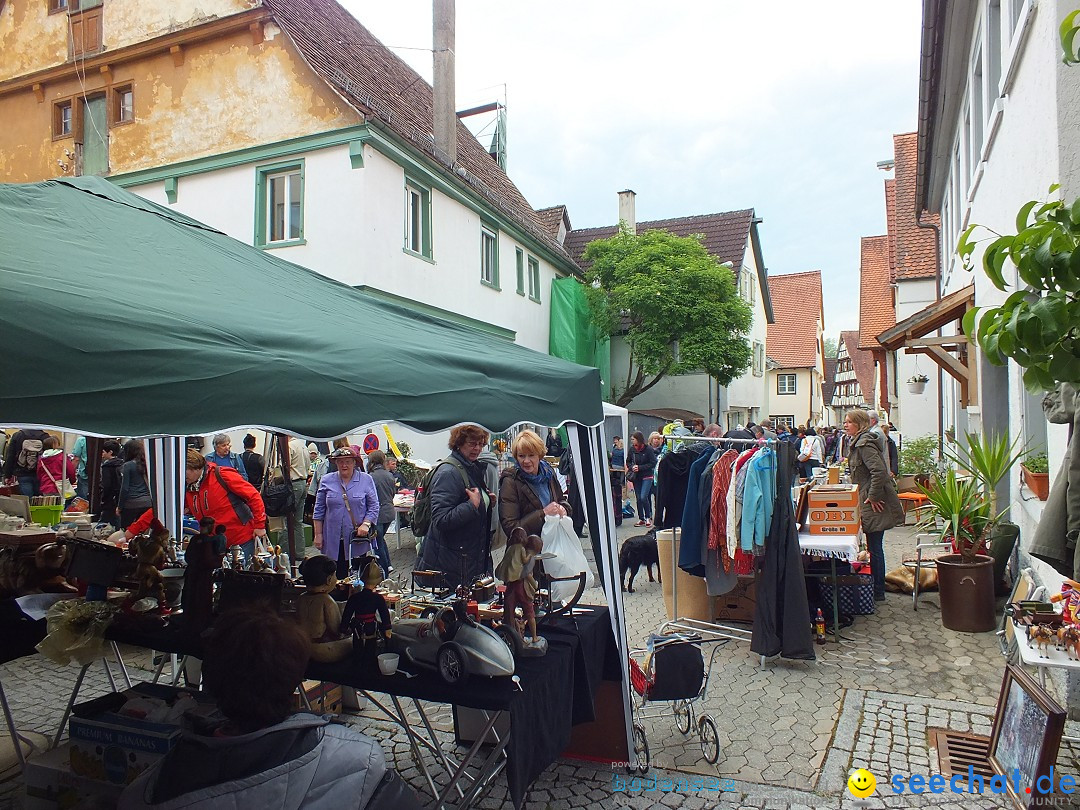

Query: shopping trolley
(627, 630), (728, 770)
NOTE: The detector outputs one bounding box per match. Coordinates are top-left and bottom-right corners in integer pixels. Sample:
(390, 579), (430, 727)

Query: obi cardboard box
(807, 485), (860, 535)
(24, 743), (126, 809)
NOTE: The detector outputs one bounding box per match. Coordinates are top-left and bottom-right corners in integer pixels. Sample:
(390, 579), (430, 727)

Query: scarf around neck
(517, 459), (554, 507)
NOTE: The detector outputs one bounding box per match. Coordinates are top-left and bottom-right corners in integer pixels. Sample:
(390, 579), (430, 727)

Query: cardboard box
(291, 680), (343, 715)
(807, 485), (861, 536)
(713, 575), (757, 623)
(24, 743), (126, 809)
(69, 712), (181, 786)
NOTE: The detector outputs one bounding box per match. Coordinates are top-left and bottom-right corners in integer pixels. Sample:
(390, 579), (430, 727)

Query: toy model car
(389, 602), (514, 685)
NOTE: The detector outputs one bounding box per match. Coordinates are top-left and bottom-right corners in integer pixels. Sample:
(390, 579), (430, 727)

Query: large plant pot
(988, 522), (1020, 594)
(936, 554), (996, 632)
(1021, 464), (1049, 501)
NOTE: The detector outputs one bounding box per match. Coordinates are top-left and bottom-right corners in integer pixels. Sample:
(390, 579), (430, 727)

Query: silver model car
(389, 603), (515, 685)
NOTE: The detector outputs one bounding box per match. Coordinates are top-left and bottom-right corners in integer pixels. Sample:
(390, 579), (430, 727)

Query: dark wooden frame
(988, 663), (1066, 809)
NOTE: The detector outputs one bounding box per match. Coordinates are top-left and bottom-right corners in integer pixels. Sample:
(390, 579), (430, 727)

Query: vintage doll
(495, 527), (546, 652)
(296, 555), (353, 662)
(129, 532), (168, 607)
(340, 559), (392, 664)
(182, 518), (227, 629)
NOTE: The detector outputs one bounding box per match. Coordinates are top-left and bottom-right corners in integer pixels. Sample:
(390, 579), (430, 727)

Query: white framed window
(527, 255), (540, 302)
(515, 248), (525, 295)
(256, 161), (304, 248)
(777, 374), (797, 395)
(404, 179), (431, 258)
(481, 225), (499, 288)
(772, 415), (796, 429)
(970, 44), (984, 171)
(987, 0), (1002, 101)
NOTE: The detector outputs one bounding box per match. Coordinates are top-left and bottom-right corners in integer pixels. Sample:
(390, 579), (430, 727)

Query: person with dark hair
(366, 450), (396, 575)
(239, 434), (265, 490)
(2, 427), (48, 497)
(414, 424), (496, 590)
(119, 607), (418, 809)
(100, 440), (124, 528)
(37, 435), (76, 498)
(118, 439), (154, 530)
(627, 431), (657, 527)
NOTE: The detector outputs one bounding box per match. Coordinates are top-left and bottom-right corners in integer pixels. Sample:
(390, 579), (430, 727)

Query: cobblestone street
(4, 522), (1080, 808)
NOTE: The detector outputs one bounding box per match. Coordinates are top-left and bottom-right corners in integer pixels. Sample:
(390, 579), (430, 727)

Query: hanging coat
(1030, 383), (1080, 578)
(751, 441), (815, 660)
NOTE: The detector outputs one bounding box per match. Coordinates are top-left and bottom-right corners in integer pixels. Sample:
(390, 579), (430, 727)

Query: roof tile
(822, 356), (838, 403)
(765, 270), (823, 368)
(841, 330), (877, 400)
(261, 0), (574, 267)
(858, 236), (894, 349)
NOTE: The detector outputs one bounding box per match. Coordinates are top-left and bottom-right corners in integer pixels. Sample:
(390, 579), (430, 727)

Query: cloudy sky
(341, 1), (923, 336)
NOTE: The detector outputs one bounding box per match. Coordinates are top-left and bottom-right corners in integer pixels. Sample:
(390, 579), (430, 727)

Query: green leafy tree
(824, 337), (839, 358)
(582, 227), (753, 407)
(958, 187), (1080, 392)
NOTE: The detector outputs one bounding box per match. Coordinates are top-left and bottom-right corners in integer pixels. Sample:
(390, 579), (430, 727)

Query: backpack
(409, 457), (470, 538)
(17, 437), (43, 472)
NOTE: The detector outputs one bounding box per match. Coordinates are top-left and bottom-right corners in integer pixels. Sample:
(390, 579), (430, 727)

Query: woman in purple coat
(314, 447), (380, 580)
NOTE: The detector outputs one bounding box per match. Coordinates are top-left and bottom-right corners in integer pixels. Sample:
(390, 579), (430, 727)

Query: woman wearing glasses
(415, 424), (497, 591)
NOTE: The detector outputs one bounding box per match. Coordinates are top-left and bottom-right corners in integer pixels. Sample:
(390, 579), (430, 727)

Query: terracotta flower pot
(1021, 464), (1049, 501)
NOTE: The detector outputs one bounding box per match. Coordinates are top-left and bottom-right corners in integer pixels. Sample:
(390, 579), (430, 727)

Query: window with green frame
(404, 178), (432, 258)
(515, 248), (525, 295)
(527, 255), (540, 302)
(481, 225), (499, 289)
(255, 160), (304, 248)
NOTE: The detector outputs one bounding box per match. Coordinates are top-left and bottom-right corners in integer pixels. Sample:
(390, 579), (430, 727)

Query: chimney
(433, 0), (457, 165)
(618, 189), (636, 234)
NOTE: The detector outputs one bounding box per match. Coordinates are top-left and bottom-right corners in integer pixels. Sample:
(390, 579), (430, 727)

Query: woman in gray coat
(844, 409), (904, 601)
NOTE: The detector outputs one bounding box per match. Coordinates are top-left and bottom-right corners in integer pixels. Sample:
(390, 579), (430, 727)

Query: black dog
(619, 529), (660, 593)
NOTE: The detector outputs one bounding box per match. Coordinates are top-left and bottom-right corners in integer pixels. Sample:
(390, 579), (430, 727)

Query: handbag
(261, 440), (296, 517)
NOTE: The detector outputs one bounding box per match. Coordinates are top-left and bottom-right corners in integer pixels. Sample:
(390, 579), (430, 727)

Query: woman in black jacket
(626, 432), (657, 527)
(99, 440), (124, 528)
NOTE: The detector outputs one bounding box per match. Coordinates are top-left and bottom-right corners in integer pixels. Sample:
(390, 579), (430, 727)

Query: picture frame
(988, 663), (1066, 809)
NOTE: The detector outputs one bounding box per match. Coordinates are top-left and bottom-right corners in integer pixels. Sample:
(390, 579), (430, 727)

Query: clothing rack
(655, 434), (779, 666)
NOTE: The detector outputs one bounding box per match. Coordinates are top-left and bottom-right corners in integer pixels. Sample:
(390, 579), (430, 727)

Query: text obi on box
(807, 485), (860, 536)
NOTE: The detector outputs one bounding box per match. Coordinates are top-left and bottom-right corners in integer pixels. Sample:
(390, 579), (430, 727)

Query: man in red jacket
(184, 449), (268, 563)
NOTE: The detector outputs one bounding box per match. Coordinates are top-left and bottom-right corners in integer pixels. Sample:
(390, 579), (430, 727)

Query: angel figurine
(495, 527), (546, 653)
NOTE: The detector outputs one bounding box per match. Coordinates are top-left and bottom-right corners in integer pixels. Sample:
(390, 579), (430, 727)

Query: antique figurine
(341, 559), (392, 664)
(129, 532), (168, 607)
(495, 527), (547, 653)
(296, 555), (353, 663)
(1029, 624), (1055, 658)
(182, 518), (227, 629)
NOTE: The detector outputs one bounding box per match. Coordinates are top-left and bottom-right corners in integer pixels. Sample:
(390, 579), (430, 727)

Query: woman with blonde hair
(843, 409), (904, 602)
(498, 429), (572, 540)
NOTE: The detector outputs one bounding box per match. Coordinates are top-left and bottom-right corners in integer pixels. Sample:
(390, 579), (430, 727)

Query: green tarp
(549, 277), (610, 401)
(0, 177), (602, 438)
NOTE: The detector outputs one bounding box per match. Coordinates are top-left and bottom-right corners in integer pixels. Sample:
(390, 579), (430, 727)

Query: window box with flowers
(906, 374), (929, 395)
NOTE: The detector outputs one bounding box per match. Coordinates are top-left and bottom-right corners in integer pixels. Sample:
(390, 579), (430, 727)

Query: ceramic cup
(377, 653), (399, 676)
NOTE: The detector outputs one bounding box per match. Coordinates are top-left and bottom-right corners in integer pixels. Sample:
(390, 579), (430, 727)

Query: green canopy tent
(0, 177), (637, 770)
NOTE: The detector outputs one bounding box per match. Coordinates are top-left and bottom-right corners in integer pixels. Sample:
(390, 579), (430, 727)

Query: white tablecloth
(797, 532), (858, 562)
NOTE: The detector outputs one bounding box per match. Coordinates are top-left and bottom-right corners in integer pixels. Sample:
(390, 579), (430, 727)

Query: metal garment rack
(653, 434), (778, 666)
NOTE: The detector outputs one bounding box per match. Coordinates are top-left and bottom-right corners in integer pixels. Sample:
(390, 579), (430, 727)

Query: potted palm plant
(943, 432), (1023, 593)
(1021, 451), (1049, 501)
(917, 470), (1000, 632)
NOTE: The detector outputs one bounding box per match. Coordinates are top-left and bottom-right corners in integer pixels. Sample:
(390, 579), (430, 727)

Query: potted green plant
(917, 470), (1000, 632)
(907, 373), (929, 395)
(943, 432), (1023, 593)
(898, 435), (939, 490)
(1021, 451), (1050, 501)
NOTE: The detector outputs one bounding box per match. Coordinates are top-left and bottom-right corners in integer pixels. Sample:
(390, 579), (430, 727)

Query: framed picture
(989, 663), (1066, 809)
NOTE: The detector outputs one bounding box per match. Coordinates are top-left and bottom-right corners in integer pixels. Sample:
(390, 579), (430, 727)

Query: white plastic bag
(540, 515), (595, 603)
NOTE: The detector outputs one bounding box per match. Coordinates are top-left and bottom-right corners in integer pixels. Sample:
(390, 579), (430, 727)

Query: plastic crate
(29, 504), (63, 526)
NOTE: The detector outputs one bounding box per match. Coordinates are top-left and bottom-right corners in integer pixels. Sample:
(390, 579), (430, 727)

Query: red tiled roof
(536, 205), (570, 239)
(884, 179), (897, 282)
(261, 0), (575, 268)
(822, 356), (838, 403)
(891, 133), (939, 280)
(858, 236), (894, 350)
(563, 209), (755, 269)
(840, 330), (876, 402)
(765, 270), (822, 368)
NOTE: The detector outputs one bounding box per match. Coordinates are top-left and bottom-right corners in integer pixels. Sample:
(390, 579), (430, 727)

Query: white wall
(893, 277), (940, 439)
(725, 245), (769, 418)
(127, 140), (562, 353)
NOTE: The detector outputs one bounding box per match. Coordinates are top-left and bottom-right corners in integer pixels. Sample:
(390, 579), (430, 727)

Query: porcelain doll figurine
(495, 527), (546, 652)
(341, 559), (392, 664)
(296, 555), (353, 663)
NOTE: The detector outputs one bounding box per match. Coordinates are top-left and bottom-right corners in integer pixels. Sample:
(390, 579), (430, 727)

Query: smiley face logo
(847, 768), (876, 798)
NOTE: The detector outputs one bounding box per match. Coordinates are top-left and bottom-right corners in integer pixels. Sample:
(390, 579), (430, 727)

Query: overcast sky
(341, 1), (923, 336)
